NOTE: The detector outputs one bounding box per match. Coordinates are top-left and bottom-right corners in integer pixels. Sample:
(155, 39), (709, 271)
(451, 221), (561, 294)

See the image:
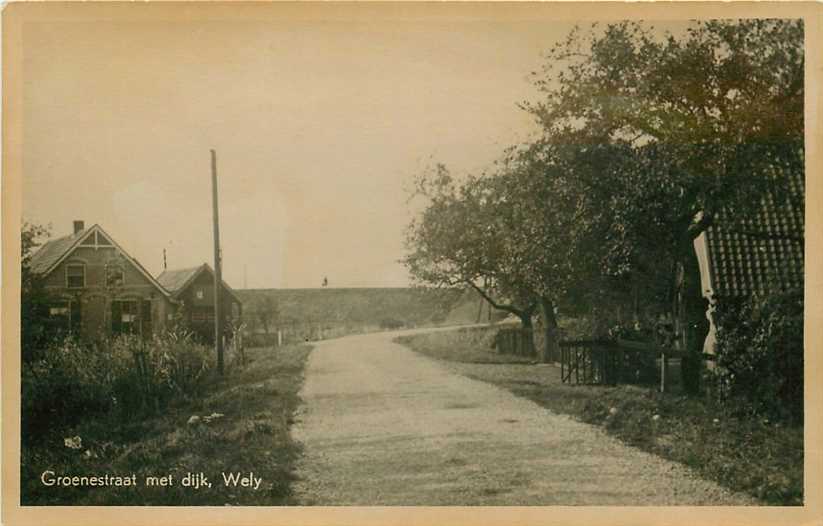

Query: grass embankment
(396, 328), (803, 505)
(22, 344), (312, 506)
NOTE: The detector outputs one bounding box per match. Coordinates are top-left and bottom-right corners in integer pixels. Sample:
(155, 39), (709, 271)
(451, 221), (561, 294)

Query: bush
(244, 332), (281, 348)
(22, 330), (215, 441)
(379, 317), (405, 330)
(711, 290), (803, 423)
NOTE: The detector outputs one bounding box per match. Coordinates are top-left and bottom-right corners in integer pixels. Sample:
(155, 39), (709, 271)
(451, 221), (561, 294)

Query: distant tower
(322, 276), (328, 287)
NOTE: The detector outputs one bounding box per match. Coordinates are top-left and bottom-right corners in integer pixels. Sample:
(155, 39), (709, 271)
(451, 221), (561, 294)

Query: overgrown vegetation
(397, 327), (803, 505)
(23, 331), (217, 439)
(22, 343), (312, 505)
(711, 290), (804, 423)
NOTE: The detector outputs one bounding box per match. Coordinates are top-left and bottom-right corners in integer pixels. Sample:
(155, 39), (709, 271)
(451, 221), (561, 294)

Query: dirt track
(291, 328), (755, 505)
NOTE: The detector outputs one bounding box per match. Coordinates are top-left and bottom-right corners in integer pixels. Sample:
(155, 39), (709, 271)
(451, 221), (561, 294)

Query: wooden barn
(156, 263), (243, 343)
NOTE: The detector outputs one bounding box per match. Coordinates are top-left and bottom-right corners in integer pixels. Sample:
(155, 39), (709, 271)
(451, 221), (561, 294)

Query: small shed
(157, 263), (243, 343)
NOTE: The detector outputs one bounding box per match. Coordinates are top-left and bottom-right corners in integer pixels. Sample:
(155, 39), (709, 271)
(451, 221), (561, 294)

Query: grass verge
(21, 344), (312, 506)
(396, 328), (803, 505)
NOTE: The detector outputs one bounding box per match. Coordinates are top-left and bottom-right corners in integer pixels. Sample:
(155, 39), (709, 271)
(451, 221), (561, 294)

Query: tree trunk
(674, 240), (710, 395)
(539, 296), (559, 363)
(519, 312), (533, 330)
(517, 311), (536, 356)
(590, 301), (609, 340)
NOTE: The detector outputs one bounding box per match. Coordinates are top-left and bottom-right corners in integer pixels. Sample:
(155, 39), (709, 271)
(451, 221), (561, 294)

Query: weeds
(21, 343), (312, 505)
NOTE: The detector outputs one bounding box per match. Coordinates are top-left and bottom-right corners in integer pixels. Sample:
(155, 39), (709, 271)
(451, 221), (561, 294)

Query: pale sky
(19, 4), (688, 288)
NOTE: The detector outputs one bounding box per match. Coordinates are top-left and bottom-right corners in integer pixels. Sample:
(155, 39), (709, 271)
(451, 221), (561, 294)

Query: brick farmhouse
(28, 221), (241, 342)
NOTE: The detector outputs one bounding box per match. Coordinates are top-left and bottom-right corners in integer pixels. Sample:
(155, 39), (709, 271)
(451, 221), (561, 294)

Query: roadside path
(292, 328), (754, 505)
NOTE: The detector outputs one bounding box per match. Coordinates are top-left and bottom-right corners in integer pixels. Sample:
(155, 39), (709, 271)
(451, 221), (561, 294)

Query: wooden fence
(560, 338), (689, 393)
(494, 327), (535, 357)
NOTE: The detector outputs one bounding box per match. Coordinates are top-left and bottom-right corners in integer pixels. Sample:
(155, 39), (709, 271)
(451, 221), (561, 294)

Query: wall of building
(174, 270), (241, 343)
(41, 245), (173, 339)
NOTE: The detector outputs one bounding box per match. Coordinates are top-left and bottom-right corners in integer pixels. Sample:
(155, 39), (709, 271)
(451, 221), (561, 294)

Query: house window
(112, 300), (139, 334)
(66, 264), (85, 288)
(196, 288), (204, 300)
(112, 300), (152, 337)
(49, 305), (69, 317)
(121, 300), (139, 329)
(106, 264), (125, 288)
(48, 300), (81, 334)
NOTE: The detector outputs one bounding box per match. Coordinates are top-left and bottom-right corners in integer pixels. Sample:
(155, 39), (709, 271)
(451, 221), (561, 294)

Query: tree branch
(464, 280), (533, 319)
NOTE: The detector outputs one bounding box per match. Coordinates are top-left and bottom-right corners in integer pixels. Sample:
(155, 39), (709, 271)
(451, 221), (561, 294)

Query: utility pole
(211, 149), (224, 375)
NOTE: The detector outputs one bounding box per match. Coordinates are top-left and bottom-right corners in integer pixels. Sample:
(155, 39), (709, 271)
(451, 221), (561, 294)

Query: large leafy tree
(487, 139), (628, 360)
(403, 164), (539, 330)
(524, 20), (804, 382)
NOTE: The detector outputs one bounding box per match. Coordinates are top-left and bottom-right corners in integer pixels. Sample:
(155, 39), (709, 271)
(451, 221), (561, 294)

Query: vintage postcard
(2, 2), (821, 525)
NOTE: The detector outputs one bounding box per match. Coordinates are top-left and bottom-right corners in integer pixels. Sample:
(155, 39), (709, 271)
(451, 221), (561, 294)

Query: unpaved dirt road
(292, 328), (755, 505)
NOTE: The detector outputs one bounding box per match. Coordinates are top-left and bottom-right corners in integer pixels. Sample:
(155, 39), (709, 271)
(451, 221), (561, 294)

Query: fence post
(660, 351), (668, 393)
(560, 344), (565, 381)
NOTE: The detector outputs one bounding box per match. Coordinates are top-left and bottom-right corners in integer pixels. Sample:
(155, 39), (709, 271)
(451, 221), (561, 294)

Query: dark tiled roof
(706, 172), (804, 297)
(28, 229), (88, 274)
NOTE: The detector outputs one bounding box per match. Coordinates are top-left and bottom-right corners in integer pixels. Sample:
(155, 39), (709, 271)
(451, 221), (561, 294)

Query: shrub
(711, 290), (803, 423)
(22, 336), (116, 437)
(22, 330), (216, 441)
(243, 332), (280, 348)
(379, 317), (405, 330)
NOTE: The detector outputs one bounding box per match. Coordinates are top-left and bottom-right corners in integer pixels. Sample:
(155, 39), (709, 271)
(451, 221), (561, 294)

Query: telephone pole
(211, 149), (225, 375)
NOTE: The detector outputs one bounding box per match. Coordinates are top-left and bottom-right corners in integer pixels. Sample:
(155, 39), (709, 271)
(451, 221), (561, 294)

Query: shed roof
(156, 266), (202, 293)
(157, 263), (242, 304)
(705, 171), (804, 297)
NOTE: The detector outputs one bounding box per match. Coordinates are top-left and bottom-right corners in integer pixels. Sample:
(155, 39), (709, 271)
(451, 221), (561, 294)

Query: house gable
(32, 224), (172, 300)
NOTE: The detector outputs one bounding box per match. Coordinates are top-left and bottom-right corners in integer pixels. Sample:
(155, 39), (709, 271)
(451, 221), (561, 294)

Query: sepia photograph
(1, 1), (820, 523)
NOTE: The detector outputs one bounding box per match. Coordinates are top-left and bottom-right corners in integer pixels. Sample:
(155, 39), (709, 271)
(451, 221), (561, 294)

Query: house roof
(28, 224), (173, 298)
(28, 229), (87, 275)
(157, 263), (242, 304)
(156, 266), (202, 293)
(705, 172), (804, 297)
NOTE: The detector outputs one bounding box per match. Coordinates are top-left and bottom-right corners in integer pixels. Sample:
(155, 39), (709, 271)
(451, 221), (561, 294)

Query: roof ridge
(160, 265), (204, 274)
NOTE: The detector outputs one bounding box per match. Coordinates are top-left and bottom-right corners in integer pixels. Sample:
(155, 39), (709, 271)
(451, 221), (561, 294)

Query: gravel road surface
(292, 328), (755, 505)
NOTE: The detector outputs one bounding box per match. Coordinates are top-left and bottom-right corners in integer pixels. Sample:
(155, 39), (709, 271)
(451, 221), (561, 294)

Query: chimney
(73, 220), (85, 234)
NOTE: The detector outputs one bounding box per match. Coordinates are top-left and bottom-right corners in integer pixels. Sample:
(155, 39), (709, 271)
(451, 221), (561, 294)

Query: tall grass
(22, 331), (216, 441)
